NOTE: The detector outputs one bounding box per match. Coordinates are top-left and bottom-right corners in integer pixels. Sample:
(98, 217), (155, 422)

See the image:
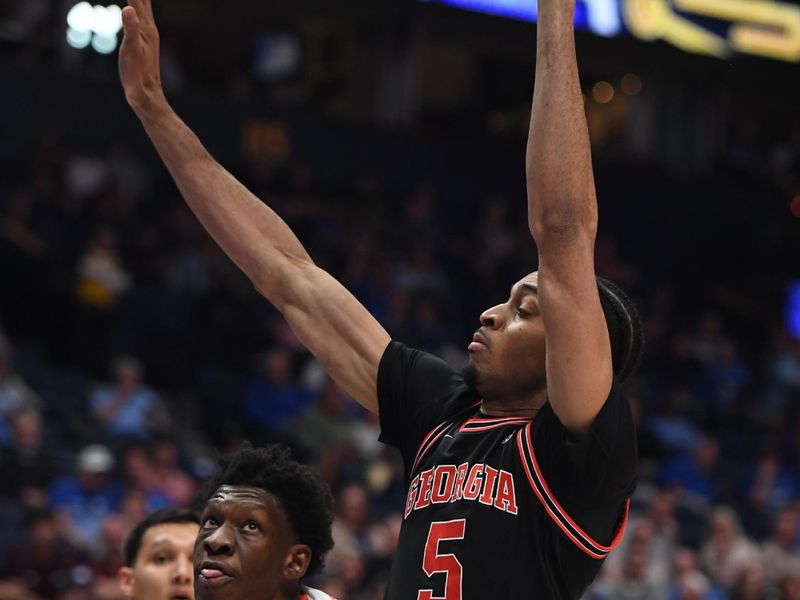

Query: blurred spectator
(0, 188), (48, 261)
(329, 482), (374, 582)
(0, 409), (56, 508)
(164, 243), (212, 295)
(699, 506), (761, 590)
(119, 446), (169, 514)
(1, 509), (84, 599)
(48, 445), (121, 552)
(761, 506), (800, 586)
(243, 347), (313, 442)
(673, 571), (713, 600)
(728, 564), (766, 600)
(603, 491), (679, 590)
(149, 437), (198, 507)
(605, 544), (663, 600)
(647, 389), (704, 457)
(668, 547), (723, 600)
(404, 296), (454, 353)
(685, 312), (728, 368)
(88, 514), (128, 586)
(702, 338), (751, 416)
(762, 332), (800, 418)
(74, 229), (133, 372)
(75, 226), (131, 312)
(106, 138), (150, 202)
(778, 572), (800, 600)
(393, 242), (449, 297)
(90, 356), (166, 443)
(399, 183), (442, 243)
(0, 341), (42, 446)
(599, 517), (672, 599)
(292, 378), (359, 461)
(740, 448), (800, 536)
(656, 438), (721, 504)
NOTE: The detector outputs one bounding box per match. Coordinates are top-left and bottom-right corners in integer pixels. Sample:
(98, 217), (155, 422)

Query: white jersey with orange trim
(377, 342), (636, 600)
(300, 586), (336, 600)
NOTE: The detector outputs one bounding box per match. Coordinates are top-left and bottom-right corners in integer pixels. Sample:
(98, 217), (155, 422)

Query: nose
(173, 554), (193, 585)
(204, 525), (234, 557)
(480, 303), (505, 330)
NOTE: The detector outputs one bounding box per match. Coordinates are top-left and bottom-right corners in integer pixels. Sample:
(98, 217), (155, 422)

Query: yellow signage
(623, 0), (800, 61)
(243, 121), (291, 163)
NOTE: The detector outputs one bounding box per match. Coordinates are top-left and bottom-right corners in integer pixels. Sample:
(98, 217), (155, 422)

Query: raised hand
(118, 0), (165, 112)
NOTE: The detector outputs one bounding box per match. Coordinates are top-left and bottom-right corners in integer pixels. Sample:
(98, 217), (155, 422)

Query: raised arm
(526, 0), (612, 433)
(118, 0), (389, 412)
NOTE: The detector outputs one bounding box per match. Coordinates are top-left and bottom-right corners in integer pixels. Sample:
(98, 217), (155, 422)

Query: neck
(271, 581), (302, 600)
(479, 387), (547, 418)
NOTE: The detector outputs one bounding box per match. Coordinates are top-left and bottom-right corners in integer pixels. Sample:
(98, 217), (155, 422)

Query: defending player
(118, 507), (199, 600)
(194, 444), (335, 600)
(119, 0), (642, 597)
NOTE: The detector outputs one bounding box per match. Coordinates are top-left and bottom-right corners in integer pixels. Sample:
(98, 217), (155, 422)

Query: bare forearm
(133, 100), (312, 299)
(526, 0), (597, 241)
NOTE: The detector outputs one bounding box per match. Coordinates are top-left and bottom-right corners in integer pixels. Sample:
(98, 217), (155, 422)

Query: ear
(283, 544), (311, 581)
(117, 566), (136, 598)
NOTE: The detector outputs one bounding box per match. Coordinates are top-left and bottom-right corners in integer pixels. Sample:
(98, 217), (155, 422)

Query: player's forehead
(510, 272), (539, 296)
(139, 522), (199, 555)
(205, 485), (282, 517)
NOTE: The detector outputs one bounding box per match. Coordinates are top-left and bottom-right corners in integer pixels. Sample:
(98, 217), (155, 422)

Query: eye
(203, 517), (220, 528)
(516, 307), (529, 318)
(244, 520), (261, 532)
(153, 553), (171, 564)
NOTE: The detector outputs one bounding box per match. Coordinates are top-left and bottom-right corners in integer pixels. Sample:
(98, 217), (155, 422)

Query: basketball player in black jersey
(119, 0), (643, 597)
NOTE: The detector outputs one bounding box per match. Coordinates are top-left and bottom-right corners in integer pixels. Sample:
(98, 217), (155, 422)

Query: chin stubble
(460, 363), (480, 390)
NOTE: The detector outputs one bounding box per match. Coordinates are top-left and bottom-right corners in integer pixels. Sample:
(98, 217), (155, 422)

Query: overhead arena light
(66, 2), (122, 53)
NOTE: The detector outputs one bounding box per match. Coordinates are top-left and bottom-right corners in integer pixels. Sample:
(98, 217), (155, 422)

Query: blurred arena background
(1, 0), (799, 598)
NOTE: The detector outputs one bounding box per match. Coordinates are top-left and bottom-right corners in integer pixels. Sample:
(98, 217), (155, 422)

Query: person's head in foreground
(464, 272), (644, 402)
(119, 507), (201, 600)
(195, 443), (335, 600)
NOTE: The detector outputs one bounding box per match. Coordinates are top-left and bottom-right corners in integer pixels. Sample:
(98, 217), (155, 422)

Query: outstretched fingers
(121, 5), (140, 32)
(122, 0), (159, 43)
(127, 0), (156, 27)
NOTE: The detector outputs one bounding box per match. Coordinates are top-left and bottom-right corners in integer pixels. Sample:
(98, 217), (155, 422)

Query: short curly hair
(201, 443), (334, 577)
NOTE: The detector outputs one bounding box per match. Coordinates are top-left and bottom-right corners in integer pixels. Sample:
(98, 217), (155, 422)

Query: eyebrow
(511, 283), (538, 297)
(147, 538), (174, 550)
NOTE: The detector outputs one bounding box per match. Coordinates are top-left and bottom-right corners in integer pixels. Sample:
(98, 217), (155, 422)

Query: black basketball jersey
(378, 342), (636, 600)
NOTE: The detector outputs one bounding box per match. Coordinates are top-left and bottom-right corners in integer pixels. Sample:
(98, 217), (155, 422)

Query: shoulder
(536, 377), (634, 449)
(531, 379), (636, 498)
(379, 341), (467, 398)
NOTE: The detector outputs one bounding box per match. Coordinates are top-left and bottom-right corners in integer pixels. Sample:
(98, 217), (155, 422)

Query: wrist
(128, 89), (171, 122)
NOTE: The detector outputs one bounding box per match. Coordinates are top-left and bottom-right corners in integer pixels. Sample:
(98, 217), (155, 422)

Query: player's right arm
(118, 0), (389, 413)
(525, 0), (612, 434)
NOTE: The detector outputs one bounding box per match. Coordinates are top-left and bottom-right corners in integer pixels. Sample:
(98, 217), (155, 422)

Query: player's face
(467, 272), (547, 402)
(118, 522), (198, 600)
(194, 485), (311, 600)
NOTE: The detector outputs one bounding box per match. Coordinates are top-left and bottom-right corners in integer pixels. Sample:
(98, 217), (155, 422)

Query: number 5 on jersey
(418, 519), (466, 600)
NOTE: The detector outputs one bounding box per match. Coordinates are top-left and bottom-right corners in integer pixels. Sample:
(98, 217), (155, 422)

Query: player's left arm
(526, 0), (612, 435)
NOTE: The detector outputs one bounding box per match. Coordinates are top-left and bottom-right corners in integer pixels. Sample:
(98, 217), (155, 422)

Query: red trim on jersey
(516, 423), (629, 559)
(411, 421), (451, 475)
(410, 402), (481, 475)
(459, 417), (532, 433)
